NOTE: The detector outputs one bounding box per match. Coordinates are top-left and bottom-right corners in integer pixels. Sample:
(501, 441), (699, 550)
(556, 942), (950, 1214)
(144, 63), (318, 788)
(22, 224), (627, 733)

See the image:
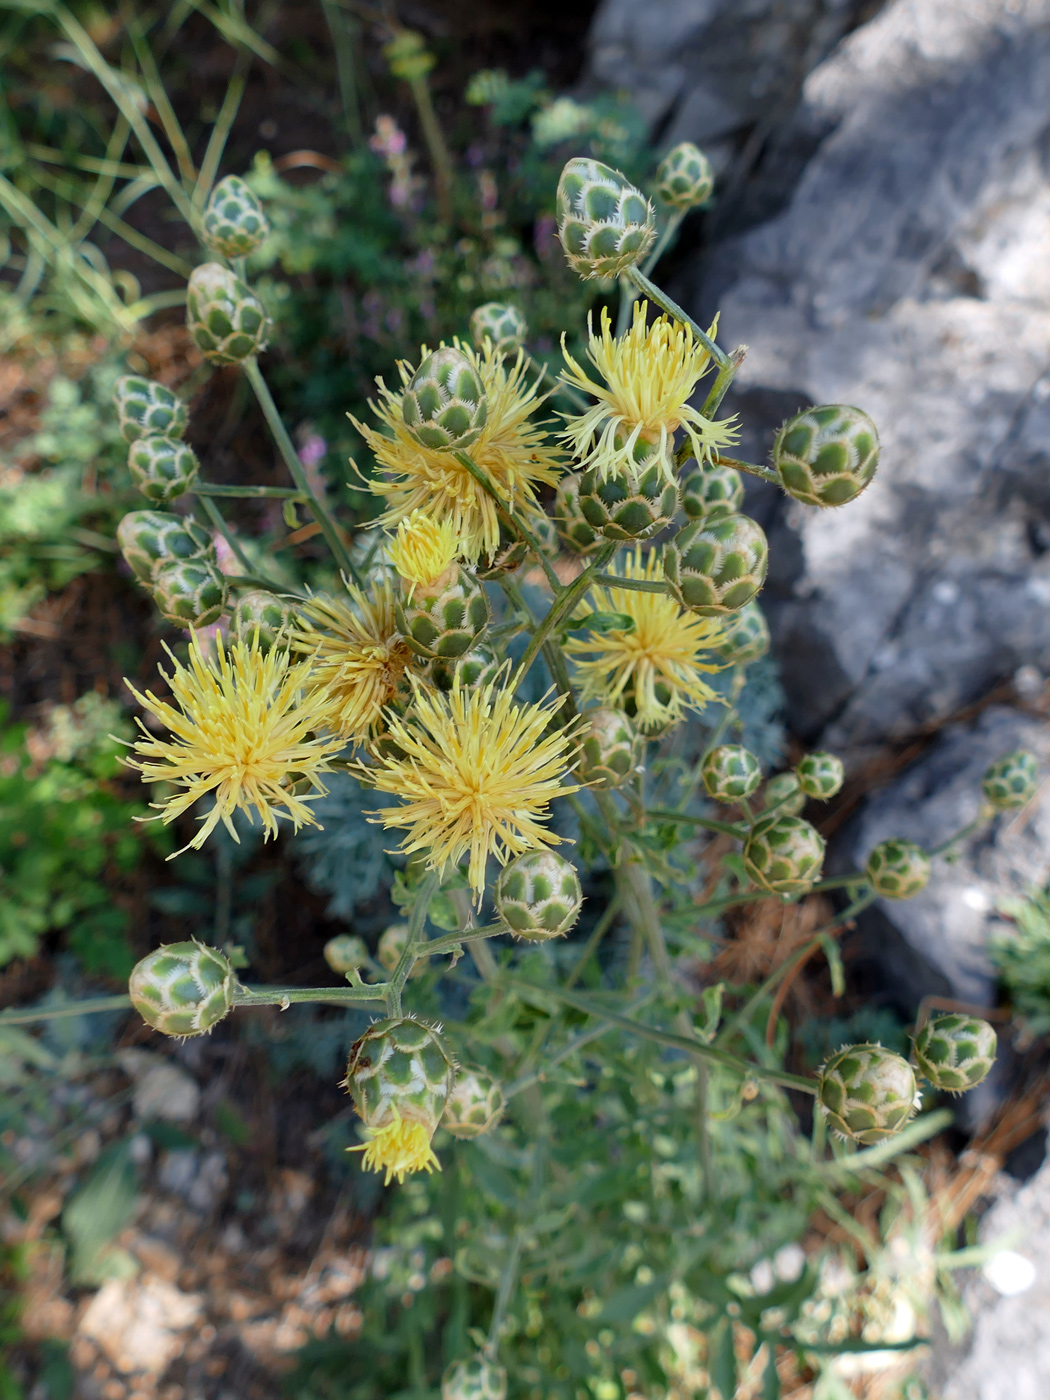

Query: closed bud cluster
(817, 1043), (919, 1145)
(129, 941), (234, 1038)
(762, 772), (805, 816)
(912, 1013), (997, 1094)
(981, 749), (1038, 809)
(796, 751), (844, 800)
(401, 347), (487, 451)
(152, 557), (227, 628)
(442, 1355), (508, 1400)
(469, 302), (527, 353)
(577, 706), (640, 790)
(186, 262), (270, 364)
(114, 375), (189, 443)
(345, 1015), (455, 1184)
(324, 934), (369, 974)
(117, 510), (213, 584)
(556, 157), (656, 281)
(443, 1068), (505, 1139)
(663, 513), (768, 615)
(680, 460), (744, 521)
(231, 590), (293, 652)
(495, 850), (583, 940)
(714, 600), (770, 667)
(578, 456), (678, 542)
(201, 174), (270, 258)
(429, 644), (500, 694)
(773, 405), (879, 508)
(701, 744), (761, 803)
(554, 472), (600, 554)
(128, 435), (200, 503)
(743, 814), (825, 897)
(865, 838), (931, 899)
(656, 142), (715, 210)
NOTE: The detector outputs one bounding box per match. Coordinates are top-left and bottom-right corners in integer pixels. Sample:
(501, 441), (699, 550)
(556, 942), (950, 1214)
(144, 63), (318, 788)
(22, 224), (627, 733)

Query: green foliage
(992, 885), (1050, 1035)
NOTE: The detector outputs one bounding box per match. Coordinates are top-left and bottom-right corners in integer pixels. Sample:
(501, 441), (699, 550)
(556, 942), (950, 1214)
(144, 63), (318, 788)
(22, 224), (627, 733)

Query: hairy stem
(513, 543), (615, 685)
(386, 870), (440, 1016)
(626, 267), (729, 367)
(454, 451), (563, 593)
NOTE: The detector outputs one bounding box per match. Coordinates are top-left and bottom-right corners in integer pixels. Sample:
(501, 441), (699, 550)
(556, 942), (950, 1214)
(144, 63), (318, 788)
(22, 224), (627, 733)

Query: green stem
(387, 870), (440, 1017)
(417, 923), (507, 960)
(453, 451), (562, 593)
(713, 455), (780, 487)
(485, 1142), (545, 1358)
(199, 494), (256, 577)
(512, 544), (615, 686)
(233, 983), (387, 1007)
(929, 815), (988, 858)
(321, 0), (363, 144)
(626, 267), (728, 367)
(699, 346), (748, 420)
(0, 995), (131, 1027)
(193, 51), (251, 208)
(407, 72), (454, 226)
(591, 573), (670, 595)
(616, 211), (686, 338)
(644, 809), (747, 840)
(195, 484), (305, 500)
(225, 573), (307, 598)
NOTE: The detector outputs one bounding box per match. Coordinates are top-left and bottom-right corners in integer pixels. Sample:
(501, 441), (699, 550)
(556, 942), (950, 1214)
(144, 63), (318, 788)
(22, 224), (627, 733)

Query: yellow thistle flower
(560, 302), (738, 479)
(564, 546), (724, 732)
(360, 675), (582, 899)
(388, 509), (459, 591)
(293, 579), (419, 743)
(124, 632), (341, 854)
(354, 339), (563, 563)
(350, 1106), (441, 1186)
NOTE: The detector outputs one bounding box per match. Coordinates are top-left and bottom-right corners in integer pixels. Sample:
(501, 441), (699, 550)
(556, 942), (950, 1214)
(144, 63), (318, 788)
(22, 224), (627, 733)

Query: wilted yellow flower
(361, 675), (582, 899)
(560, 301), (738, 479)
(387, 509), (459, 591)
(124, 633), (341, 854)
(355, 339), (562, 562)
(293, 579), (419, 743)
(564, 546), (724, 732)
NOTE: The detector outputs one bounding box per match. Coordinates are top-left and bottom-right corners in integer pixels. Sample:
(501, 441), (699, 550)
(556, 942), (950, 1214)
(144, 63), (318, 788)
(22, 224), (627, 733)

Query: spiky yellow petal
(124, 632), (341, 854)
(564, 546), (725, 732)
(349, 1107), (441, 1186)
(560, 302), (738, 479)
(388, 509), (459, 590)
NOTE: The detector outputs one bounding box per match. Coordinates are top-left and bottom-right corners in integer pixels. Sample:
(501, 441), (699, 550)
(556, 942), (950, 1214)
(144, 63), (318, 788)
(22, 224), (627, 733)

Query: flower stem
(453, 451), (563, 593)
(0, 995), (131, 1027)
(386, 870), (440, 1017)
(699, 346), (748, 420)
(233, 983), (387, 1008)
(713, 454), (780, 486)
(198, 494), (256, 578)
(512, 544), (615, 686)
(644, 808), (748, 839)
(626, 267), (729, 368)
(591, 572), (670, 595)
(195, 483), (305, 500)
(616, 210), (687, 337)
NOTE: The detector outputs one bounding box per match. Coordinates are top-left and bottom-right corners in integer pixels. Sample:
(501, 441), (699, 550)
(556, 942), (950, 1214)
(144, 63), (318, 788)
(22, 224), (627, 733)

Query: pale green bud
(912, 1014), (997, 1094)
(117, 509), (212, 584)
(981, 749), (1038, 809)
(442, 1355), (508, 1400)
(345, 1015), (454, 1138)
(865, 839), (931, 899)
(680, 460), (744, 521)
(663, 513), (768, 615)
(701, 745), (762, 803)
(817, 1043), (919, 1145)
(230, 589), (293, 652)
(762, 772), (805, 816)
(429, 644), (501, 694)
(401, 347), (488, 452)
(577, 706), (641, 790)
(201, 174), (270, 258)
(128, 434), (200, 503)
(713, 600), (770, 667)
(773, 405), (879, 508)
(396, 566), (489, 660)
(324, 934), (369, 974)
(578, 456), (678, 542)
(186, 262), (270, 365)
(495, 850), (583, 940)
(469, 302), (527, 353)
(443, 1069), (505, 1140)
(796, 751), (844, 800)
(554, 472), (600, 554)
(152, 557), (227, 628)
(129, 941), (234, 1037)
(114, 375), (188, 443)
(556, 157), (656, 281)
(656, 142), (715, 210)
(743, 814), (825, 897)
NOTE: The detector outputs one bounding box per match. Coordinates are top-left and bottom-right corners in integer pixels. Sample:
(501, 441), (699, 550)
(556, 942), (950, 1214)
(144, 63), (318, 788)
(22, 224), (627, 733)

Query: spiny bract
(128, 435), (200, 503)
(743, 814), (825, 897)
(556, 157), (655, 281)
(151, 557), (228, 628)
(429, 644), (501, 694)
(117, 510), (212, 584)
(796, 751), (844, 801)
(201, 173), (271, 258)
(577, 706), (641, 790)
(981, 749), (1039, 809)
(817, 1043), (918, 1145)
(443, 1068), (505, 1140)
(129, 941), (235, 1037)
(401, 346), (488, 452)
(680, 460), (745, 521)
(865, 838), (931, 900)
(664, 512), (768, 616)
(773, 404), (879, 508)
(713, 600), (770, 667)
(912, 1013), (997, 1094)
(701, 744), (762, 803)
(495, 849), (583, 940)
(762, 772), (805, 817)
(114, 375), (188, 443)
(469, 302), (527, 353)
(554, 472), (600, 554)
(396, 564), (490, 660)
(186, 262), (270, 365)
(231, 590), (293, 653)
(578, 456), (679, 542)
(656, 141), (714, 210)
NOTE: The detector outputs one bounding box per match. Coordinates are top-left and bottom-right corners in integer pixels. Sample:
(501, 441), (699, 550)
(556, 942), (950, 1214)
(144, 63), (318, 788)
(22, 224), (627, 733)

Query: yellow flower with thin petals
(564, 546), (724, 732)
(354, 339), (563, 562)
(124, 633), (341, 855)
(293, 579), (420, 743)
(360, 675), (582, 899)
(350, 1107), (441, 1186)
(560, 301), (738, 479)
(388, 509), (459, 590)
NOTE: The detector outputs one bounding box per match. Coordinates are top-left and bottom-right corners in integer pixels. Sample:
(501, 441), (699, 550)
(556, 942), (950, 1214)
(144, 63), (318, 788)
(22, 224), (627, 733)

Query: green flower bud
(763, 772), (805, 816)
(129, 940), (235, 1038)
(865, 838), (931, 900)
(442, 1355), (508, 1400)
(578, 457), (679, 542)
(796, 751), (844, 801)
(114, 375), (188, 443)
(230, 589), (293, 652)
(556, 157), (656, 281)
(429, 643), (501, 693)
(912, 1013), (997, 1094)
(377, 923), (428, 979)
(743, 814), (825, 897)
(773, 405), (879, 508)
(701, 744), (762, 803)
(469, 302), (527, 353)
(384, 30), (435, 82)
(656, 142), (715, 210)
(577, 706), (641, 790)
(554, 472), (600, 554)
(152, 557), (227, 628)
(186, 262), (270, 365)
(680, 460), (744, 521)
(663, 513), (768, 615)
(324, 934), (369, 974)
(713, 600), (770, 667)
(344, 1015), (455, 1172)
(817, 1043), (919, 1145)
(401, 347), (488, 452)
(495, 849), (583, 940)
(128, 434), (200, 503)
(443, 1068), (505, 1140)
(201, 174), (270, 258)
(981, 749), (1039, 809)
(117, 509), (212, 584)
(396, 565), (490, 660)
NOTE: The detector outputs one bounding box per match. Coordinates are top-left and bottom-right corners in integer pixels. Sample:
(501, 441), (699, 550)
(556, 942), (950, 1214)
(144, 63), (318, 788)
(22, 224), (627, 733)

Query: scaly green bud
(817, 1043), (919, 1145)
(865, 838), (931, 900)
(324, 934), (369, 974)
(127, 434), (200, 503)
(129, 941), (235, 1038)
(912, 1013), (997, 1094)
(377, 923), (428, 980)
(578, 456), (679, 542)
(201, 174), (270, 258)
(430, 643), (501, 694)
(663, 513), (768, 615)
(656, 142), (715, 210)
(701, 744), (762, 803)
(186, 262), (270, 365)
(114, 375), (188, 443)
(556, 157), (656, 281)
(469, 302), (527, 353)
(396, 565), (489, 660)
(495, 850), (583, 940)
(981, 749), (1038, 809)
(680, 460), (744, 521)
(743, 814), (825, 897)
(443, 1068), (505, 1140)
(151, 557), (227, 628)
(577, 706), (641, 790)
(713, 600), (770, 667)
(230, 589), (293, 652)
(796, 751), (844, 801)
(762, 772), (805, 816)
(554, 472), (600, 554)
(773, 405), (879, 508)
(401, 347), (488, 452)
(442, 1355), (508, 1400)
(117, 509), (212, 584)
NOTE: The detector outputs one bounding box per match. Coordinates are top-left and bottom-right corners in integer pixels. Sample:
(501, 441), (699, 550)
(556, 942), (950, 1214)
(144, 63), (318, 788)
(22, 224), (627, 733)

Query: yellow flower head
(350, 1105), (441, 1185)
(361, 674), (582, 900)
(387, 509), (459, 591)
(124, 632), (341, 854)
(293, 579), (419, 743)
(355, 339), (563, 562)
(564, 546), (724, 732)
(560, 301), (738, 479)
